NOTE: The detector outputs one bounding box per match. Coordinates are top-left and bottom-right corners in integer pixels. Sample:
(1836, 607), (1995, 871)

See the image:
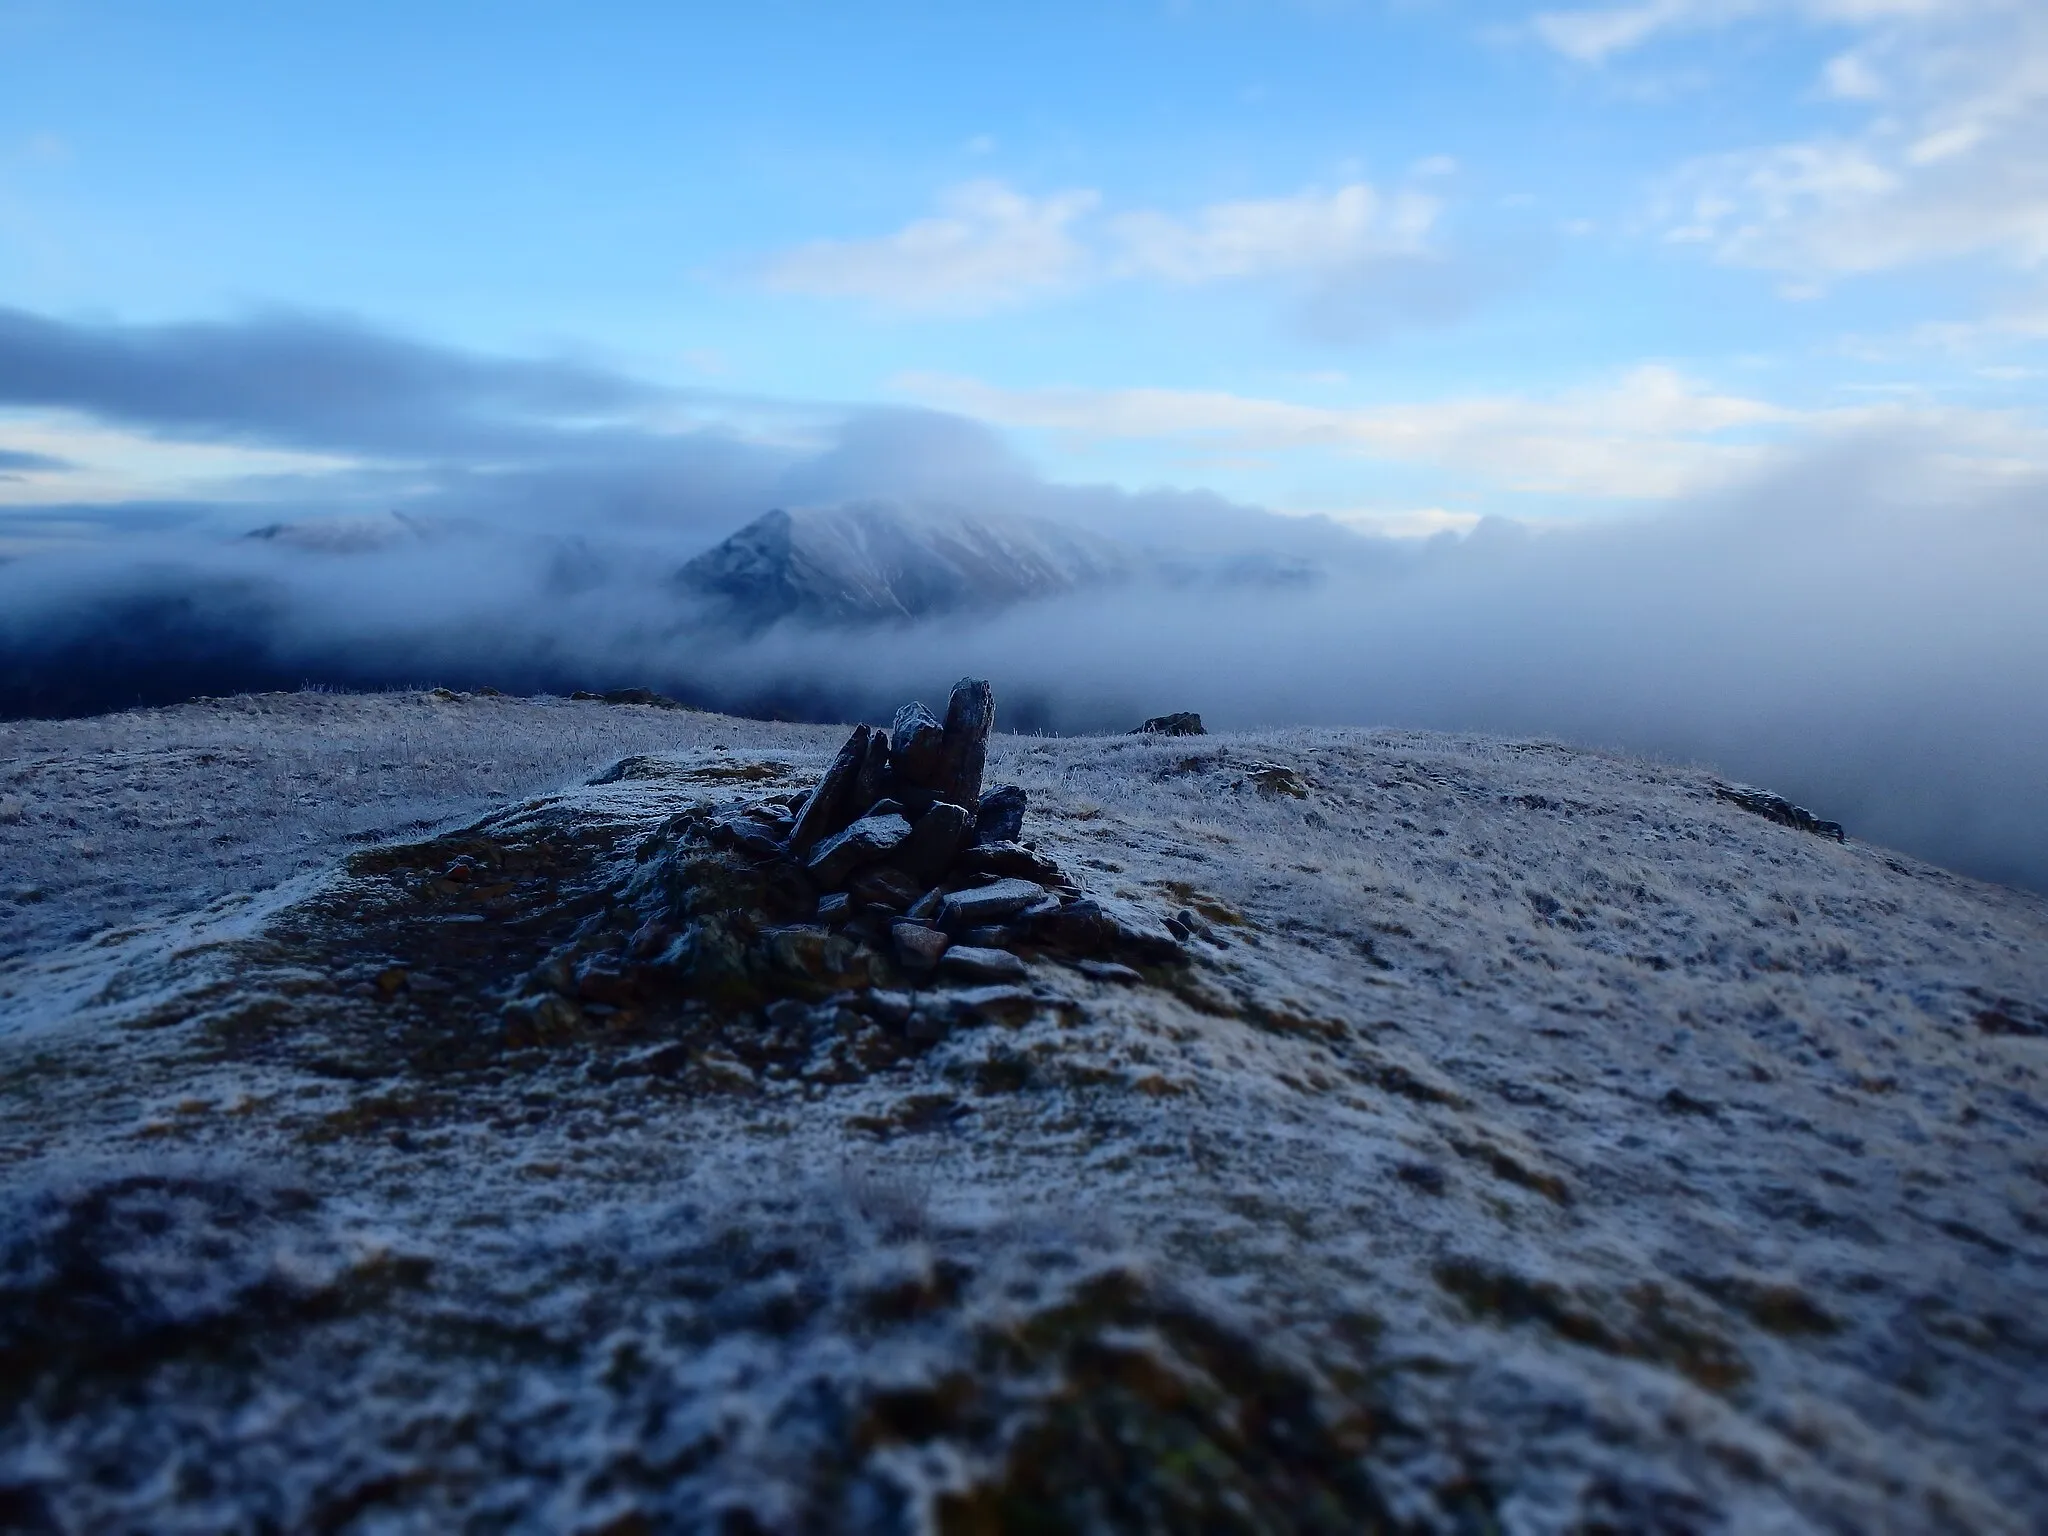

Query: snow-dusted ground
(1, 691), (2044, 1532)
(0, 690), (851, 967)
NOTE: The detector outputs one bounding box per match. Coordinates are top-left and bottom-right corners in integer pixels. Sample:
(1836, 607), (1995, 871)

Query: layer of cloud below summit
(1, 307), (2045, 897)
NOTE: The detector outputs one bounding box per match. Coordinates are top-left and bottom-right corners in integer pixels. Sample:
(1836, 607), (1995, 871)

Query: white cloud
(1539, 0), (2048, 279)
(761, 176), (1453, 313)
(1319, 504), (1485, 538)
(1821, 50), (1887, 99)
(1533, 0), (1742, 64)
(0, 411), (360, 508)
(1533, 0), (1959, 64)
(1110, 183), (1439, 283)
(899, 366), (2047, 501)
(761, 181), (1099, 315)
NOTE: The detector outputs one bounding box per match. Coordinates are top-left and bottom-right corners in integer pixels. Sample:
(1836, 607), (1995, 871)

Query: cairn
(700, 677), (1181, 988)
(504, 678), (1186, 1051)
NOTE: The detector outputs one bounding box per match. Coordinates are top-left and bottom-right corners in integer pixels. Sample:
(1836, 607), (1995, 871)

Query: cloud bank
(2, 307), (2045, 894)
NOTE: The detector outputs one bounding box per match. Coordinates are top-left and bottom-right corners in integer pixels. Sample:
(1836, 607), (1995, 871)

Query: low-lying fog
(3, 309), (2044, 892)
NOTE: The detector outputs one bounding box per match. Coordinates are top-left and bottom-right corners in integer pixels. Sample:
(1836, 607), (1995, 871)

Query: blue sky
(3, 0), (2045, 535)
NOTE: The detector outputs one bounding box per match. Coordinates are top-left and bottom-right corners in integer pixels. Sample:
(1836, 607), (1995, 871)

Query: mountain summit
(675, 501), (1134, 628)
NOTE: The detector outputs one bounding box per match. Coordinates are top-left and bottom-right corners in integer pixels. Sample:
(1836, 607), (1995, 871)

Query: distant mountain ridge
(675, 501), (1135, 628)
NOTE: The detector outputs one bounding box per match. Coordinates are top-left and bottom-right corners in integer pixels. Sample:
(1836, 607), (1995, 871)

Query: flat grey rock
(937, 944), (1028, 983)
(936, 877), (1045, 931)
(805, 811), (912, 889)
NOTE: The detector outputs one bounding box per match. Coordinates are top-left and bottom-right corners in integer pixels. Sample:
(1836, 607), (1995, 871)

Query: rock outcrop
(1714, 781), (1846, 841)
(1134, 711), (1206, 736)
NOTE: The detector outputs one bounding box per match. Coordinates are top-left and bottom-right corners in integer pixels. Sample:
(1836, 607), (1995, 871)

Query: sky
(2, 0), (2044, 536)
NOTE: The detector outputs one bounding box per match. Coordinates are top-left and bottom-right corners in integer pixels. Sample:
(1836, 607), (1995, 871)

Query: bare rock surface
(1, 692), (2046, 1531)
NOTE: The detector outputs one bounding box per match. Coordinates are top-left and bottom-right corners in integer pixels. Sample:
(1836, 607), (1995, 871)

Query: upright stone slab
(786, 724), (875, 857)
(890, 702), (945, 788)
(934, 677), (995, 811)
(849, 724), (892, 820)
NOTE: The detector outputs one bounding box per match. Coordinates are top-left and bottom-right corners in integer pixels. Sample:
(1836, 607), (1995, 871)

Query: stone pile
(504, 679), (1185, 1047)
(697, 677), (1183, 990)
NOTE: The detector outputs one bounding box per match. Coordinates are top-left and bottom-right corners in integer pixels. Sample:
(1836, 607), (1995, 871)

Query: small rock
(1394, 1161), (1447, 1195)
(1134, 712), (1205, 736)
(720, 820), (786, 859)
(1027, 895), (1184, 964)
(849, 866), (923, 912)
(892, 922), (951, 973)
(816, 891), (851, 923)
(615, 1040), (692, 1077)
(975, 785), (1027, 845)
(754, 926), (873, 996)
(954, 841), (1065, 885)
(574, 963), (636, 1005)
(1074, 959), (1143, 984)
(1246, 764), (1309, 798)
(894, 800), (973, 883)
(937, 878), (1046, 931)
(864, 989), (914, 1026)
(906, 886), (945, 922)
(958, 924), (1019, 949)
(940, 946), (1029, 983)
(1660, 1086), (1721, 1116)
(806, 811), (914, 889)
(905, 1009), (951, 1043)
(945, 985), (1039, 1025)
(501, 992), (583, 1044)
(764, 997), (812, 1031)
(648, 917), (760, 1007)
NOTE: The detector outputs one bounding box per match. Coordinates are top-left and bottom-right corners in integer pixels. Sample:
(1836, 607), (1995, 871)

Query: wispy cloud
(761, 181), (1099, 315)
(1537, 0), (2048, 281)
(900, 366), (1817, 499)
(761, 177), (1453, 319)
(903, 364), (2048, 501)
(1110, 183), (1438, 282)
(1531, 0), (1952, 65)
